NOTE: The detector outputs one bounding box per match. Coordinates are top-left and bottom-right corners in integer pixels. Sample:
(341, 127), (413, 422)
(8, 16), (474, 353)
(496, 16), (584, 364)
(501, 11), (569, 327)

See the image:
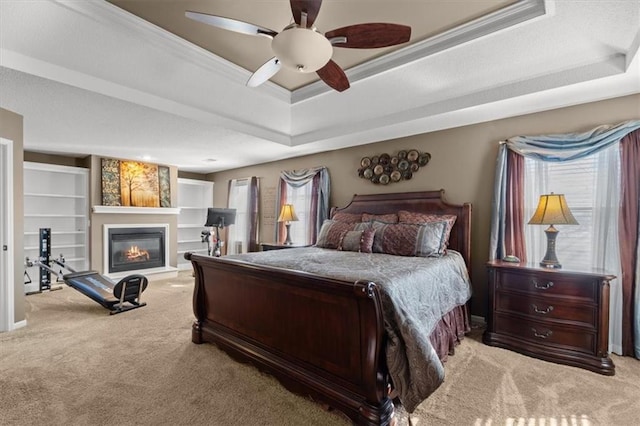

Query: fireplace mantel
(93, 206), (180, 215)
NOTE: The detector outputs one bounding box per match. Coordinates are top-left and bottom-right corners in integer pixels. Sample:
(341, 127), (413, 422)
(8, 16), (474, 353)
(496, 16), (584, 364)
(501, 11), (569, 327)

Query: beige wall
(1, 108), (25, 324)
(88, 156), (179, 273)
(209, 94), (640, 317)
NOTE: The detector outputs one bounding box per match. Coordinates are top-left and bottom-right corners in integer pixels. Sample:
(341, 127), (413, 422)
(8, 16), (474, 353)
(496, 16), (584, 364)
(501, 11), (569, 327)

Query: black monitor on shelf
(204, 208), (236, 229)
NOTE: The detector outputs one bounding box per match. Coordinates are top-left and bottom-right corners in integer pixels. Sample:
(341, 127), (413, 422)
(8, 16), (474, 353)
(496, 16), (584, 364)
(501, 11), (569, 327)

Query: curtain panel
(277, 166), (330, 244)
(227, 177), (259, 254)
(489, 120), (640, 358)
(490, 120), (640, 260)
(619, 129), (640, 357)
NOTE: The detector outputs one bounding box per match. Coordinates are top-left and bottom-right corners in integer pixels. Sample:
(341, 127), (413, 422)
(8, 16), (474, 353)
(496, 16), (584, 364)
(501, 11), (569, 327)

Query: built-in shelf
(92, 206), (181, 215)
(177, 178), (214, 270)
(23, 162), (89, 294)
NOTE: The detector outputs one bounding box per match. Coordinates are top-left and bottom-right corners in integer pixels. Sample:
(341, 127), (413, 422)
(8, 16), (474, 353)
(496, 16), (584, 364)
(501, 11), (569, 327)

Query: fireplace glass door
(108, 227), (165, 273)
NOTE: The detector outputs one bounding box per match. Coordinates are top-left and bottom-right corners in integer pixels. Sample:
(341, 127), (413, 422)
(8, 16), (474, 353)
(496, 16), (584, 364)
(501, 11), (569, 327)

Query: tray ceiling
(0, 0), (638, 173)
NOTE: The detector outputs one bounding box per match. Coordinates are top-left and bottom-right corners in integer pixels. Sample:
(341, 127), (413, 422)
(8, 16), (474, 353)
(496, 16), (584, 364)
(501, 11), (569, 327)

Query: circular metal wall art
(358, 150), (431, 184)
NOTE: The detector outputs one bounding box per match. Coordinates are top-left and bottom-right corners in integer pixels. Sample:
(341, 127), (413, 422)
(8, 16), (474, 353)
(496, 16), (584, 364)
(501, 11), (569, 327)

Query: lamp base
(540, 259), (562, 269)
(283, 223), (293, 245)
(540, 224), (562, 269)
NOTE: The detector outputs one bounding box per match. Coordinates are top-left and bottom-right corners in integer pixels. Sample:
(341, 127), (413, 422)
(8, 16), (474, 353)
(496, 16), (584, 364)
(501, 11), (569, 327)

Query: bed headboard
(330, 190), (472, 273)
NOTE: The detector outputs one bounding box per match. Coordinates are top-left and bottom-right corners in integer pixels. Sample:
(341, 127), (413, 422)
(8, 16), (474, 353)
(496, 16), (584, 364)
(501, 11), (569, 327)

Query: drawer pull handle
(532, 279), (554, 290)
(531, 328), (553, 339)
(531, 304), (554, 314)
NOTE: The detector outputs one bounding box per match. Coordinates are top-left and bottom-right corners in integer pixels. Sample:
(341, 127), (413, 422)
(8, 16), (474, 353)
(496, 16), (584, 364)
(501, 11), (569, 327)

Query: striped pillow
(363, 220), (448, 257)
(398, 210), (457, 253)
(316, 220), (357, 249)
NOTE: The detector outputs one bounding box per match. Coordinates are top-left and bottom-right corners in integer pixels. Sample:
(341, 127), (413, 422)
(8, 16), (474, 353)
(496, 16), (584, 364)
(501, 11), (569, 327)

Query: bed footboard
(187, 252), (393, 425)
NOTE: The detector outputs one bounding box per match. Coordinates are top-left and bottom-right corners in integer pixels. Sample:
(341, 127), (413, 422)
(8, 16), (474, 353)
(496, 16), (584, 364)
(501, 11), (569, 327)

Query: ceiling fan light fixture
(271, 26), (332, 73)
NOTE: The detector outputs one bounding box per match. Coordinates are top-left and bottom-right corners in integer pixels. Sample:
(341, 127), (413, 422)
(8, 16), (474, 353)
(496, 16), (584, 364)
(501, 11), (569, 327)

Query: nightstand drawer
(498, 271), (597, 302)
(494, 313), (595, 354)
(485, 261), (616, 375)
(496, 292), (596, 328)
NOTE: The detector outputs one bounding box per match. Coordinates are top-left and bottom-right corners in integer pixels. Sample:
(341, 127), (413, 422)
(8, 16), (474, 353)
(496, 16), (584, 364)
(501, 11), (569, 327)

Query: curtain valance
(505, 120), (640, 162)
(491, 120), (640, 261)
(277, 166), (330, 244)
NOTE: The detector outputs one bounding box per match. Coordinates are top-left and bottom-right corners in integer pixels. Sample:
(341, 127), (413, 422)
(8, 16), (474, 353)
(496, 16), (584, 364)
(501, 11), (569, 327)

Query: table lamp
(528, 193), (578, 269)
(277, 204), (299, 245)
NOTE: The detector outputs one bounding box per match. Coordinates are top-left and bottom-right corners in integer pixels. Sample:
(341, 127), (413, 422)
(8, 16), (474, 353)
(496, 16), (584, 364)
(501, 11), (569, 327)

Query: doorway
(0, 138), (15, 332)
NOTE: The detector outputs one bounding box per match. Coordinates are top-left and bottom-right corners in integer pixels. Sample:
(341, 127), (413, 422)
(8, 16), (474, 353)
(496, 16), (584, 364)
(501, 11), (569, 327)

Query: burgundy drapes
(248, 177), (259, 252)
(277, 181), (288, 244)
(504, 150), (527, 262)
(619, 129), (640, 356)
(308, 173), (320, 244)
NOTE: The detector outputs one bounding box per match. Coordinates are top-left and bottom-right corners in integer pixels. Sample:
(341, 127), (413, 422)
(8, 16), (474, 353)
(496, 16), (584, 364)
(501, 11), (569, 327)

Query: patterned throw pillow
(398, 210), (457, 253)
(366, 220), (448, 257)
(331, 212), (362, 224)
(337, 228), (376, 253)
(361, 213), (399, 223)
(316, 220), (357, 249)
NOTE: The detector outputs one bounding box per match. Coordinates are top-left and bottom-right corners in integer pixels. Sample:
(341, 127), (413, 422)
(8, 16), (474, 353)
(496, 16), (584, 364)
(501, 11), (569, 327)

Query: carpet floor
(1, 271), (638, 425)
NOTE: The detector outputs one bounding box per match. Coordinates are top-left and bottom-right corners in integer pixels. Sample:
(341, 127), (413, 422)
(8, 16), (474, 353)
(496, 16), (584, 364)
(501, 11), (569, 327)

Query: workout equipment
(25, 227), (148, 315)
(23, 228), (63, 294)
(32, 257), (148, 315)
(204, 207), (236, 257)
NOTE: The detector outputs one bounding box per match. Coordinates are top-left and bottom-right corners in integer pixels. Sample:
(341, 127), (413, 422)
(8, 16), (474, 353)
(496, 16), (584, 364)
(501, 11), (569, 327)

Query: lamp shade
(528, 193), (578, 225)
(277, 204), (299, 223)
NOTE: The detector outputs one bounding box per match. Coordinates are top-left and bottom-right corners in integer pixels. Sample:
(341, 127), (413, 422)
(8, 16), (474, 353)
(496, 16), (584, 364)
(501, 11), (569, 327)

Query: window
(227, 179), (249, 254)
(285, 181), (313, 245)
(524, 144), (620, 270)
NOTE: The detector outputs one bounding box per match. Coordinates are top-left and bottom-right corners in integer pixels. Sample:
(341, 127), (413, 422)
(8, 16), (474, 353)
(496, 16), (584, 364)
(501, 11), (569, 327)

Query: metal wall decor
(358, 150), (431, 184)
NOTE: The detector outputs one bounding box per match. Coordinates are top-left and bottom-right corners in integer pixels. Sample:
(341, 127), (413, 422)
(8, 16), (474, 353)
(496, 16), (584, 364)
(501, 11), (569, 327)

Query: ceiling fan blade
(247, 57), (282, 87)
(325, 23), (411, 48)
(185, 11), (278, 38)
(316, 60), (350, 92)
(290, 0), (322, 28)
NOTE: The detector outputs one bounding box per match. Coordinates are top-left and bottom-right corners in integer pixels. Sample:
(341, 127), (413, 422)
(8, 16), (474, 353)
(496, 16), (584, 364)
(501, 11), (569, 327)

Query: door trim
(0, 138), (15, 332)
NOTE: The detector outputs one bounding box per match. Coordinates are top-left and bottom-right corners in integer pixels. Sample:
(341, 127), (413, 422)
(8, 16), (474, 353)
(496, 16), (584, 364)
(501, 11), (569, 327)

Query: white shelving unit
(23, 162), (89, 294)
(177, 178), (214, 270)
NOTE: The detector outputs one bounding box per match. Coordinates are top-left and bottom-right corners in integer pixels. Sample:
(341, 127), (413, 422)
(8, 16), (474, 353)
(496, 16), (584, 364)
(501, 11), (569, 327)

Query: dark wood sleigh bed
(186, 190), (472, 425)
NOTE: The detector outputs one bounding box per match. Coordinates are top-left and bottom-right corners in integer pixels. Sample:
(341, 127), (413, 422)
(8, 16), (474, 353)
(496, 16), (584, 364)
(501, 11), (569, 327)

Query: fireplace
(105, 225), (167, 274)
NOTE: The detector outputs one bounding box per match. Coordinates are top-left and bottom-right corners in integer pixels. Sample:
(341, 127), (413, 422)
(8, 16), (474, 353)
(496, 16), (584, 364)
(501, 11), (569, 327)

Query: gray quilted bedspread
(226, 247), (472, 412)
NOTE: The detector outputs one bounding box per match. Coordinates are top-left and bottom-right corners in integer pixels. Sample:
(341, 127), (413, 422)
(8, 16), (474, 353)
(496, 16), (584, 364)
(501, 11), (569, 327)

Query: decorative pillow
(398, 210), (457, 252)
(361, 212), (399, 223)
(331, 212), (362, 224)
(316, 220), (357, 249)
(338, 228), (376, 253)
(367, 220), (448, 257)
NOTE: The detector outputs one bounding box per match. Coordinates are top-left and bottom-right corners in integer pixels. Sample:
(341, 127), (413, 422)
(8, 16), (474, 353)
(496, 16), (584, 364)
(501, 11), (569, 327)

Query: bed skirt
(430, 304), (470, 362)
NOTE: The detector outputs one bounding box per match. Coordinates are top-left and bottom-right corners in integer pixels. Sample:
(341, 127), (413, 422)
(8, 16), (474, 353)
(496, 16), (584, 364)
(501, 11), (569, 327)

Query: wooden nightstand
(483, 260), (615, 375)
(260, 243), (311, 251)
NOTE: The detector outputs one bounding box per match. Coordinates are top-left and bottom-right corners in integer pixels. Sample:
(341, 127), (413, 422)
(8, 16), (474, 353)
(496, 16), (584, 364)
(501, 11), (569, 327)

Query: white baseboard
(13, 319), (27, 330)
(106, 266), (179, 282)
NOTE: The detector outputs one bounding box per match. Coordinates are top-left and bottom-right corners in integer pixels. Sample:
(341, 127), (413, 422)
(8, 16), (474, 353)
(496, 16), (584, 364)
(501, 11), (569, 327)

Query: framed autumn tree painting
(101, 158), (171, 207)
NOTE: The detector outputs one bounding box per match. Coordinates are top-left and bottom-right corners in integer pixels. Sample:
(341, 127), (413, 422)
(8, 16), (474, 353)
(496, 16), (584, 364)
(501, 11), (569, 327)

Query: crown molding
(291, 0), (548, 103)
(51, 0), (546, 104)
(290, 52), (628, 147)
(54, 0), (292, 103)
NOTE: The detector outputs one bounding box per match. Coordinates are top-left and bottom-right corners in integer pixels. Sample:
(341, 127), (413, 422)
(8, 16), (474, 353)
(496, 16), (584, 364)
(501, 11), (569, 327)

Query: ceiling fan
(185, 0), (411, 92)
